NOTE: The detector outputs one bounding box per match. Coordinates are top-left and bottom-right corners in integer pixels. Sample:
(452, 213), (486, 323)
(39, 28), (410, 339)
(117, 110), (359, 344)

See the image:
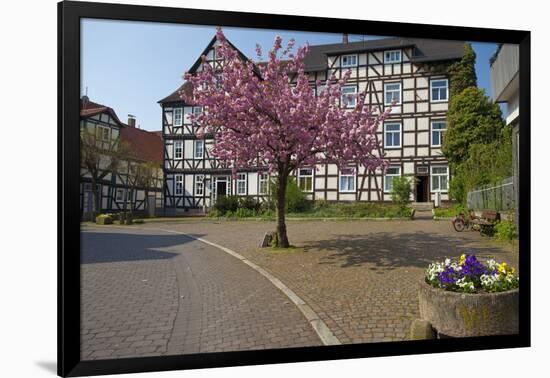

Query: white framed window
(341, 54), (358, 67)
(431, 121), (447, 147)
(96, 125), (110, 142)
(341, 86), (357, 108)
(195, 175), (204, 196)
(194, 140), (204, 159)
(384, 166), (401, 192)
(384, 82), (401, 105)
(193, 106), (203, 118)
(175, 174), (183, 196)
(174, 108), (183, 126)
(259, 173), (269, 195)
(431, 166), (449, 192)
(384, 50), (402, 63)
(115, 188), (125, 202)
(339, 168), (356, 192)
(174, 141), (183, 160)
(236, 173), (247, 195)
(430, 79), (449, 102)
(384, 123), (402, 149)
(298, 168), (313, 192)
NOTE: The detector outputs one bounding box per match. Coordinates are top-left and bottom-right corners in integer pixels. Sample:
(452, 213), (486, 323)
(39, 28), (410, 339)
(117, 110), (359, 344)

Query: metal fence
(467, 177), (515, 211)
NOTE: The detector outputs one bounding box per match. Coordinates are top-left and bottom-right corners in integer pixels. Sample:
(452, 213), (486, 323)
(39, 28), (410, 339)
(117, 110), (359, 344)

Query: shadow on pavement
(305, 231), (510, 270)
(80, 230), (205, 264)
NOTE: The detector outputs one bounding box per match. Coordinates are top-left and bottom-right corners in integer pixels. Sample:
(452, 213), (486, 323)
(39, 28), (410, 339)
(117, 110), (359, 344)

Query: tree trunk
(276, 173), (290, 248)
(91, 178), (99, 222)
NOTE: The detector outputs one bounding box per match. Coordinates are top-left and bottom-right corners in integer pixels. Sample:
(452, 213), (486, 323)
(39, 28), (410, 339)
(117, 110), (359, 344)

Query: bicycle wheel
(453, 219), (465, 232)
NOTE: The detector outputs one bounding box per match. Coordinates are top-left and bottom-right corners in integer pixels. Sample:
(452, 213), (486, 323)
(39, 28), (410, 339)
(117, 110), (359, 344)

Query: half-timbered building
(159, 35), (465, 214)
(80, 97), (164, 219)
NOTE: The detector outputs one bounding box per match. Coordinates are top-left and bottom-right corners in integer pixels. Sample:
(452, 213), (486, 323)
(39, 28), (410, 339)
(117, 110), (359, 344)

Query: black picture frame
(58, 1), (531, 376)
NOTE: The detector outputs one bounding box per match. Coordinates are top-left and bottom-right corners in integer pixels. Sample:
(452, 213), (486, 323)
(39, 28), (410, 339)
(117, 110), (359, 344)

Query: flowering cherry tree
(183, 28), (390, 247)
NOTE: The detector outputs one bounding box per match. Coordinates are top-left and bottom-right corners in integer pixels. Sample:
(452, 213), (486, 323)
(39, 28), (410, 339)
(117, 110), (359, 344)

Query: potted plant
(418, 254), (519, 337)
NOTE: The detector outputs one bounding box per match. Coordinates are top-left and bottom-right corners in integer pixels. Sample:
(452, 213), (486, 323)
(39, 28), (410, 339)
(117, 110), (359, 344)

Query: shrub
(391, 176), (412, 211)
(238, 196), (261, 212)
(118, 211), (127, 225)
(235, 207), (255, 218)
(133, 219), (144, 224)
(494, 220), (517, 241)
(213, 195), (239, 215)
(95, 214), (113, 225)
(270, 177), (312, 213)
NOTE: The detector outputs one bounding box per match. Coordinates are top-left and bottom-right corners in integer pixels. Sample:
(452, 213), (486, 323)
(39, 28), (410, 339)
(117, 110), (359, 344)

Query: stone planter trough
(418, 280), (519, 337)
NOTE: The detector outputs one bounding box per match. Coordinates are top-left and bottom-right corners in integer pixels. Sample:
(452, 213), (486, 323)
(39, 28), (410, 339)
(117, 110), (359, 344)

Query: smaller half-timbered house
(80, 97), (164, 219)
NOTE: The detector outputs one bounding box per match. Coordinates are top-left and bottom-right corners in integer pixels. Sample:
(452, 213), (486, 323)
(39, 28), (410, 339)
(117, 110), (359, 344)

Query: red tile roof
(120, 126), (163, 165)
(80, 97), (163, 165)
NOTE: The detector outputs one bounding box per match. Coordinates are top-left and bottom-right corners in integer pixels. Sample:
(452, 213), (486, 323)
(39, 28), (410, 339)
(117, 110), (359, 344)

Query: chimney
(81, 95), (89, 107)
(342, 33), (349, 44)
(127, 114), (136, 128)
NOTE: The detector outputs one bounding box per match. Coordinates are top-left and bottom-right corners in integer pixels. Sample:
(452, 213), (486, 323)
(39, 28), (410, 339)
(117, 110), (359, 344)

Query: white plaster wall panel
(385, 149), (401, 158)
(416, 77), (429, 88)
(417, 147), (429, 157)
(403, 118), (415, 131)
(418, 117), (430, 130)
(431, 102), (448, 112)
(403, 132), (415, 146)
(165, 110), (173, 125)
(315, 177), (325, 189)
(248, 172), (258, 194)
(403, 103), (415, 113)
(184, 140), (193, 159)
(403, 147), (416, 157)
(404, 162), (415, 174)
(403, 78), (415, 89)
(417, 131), (429, 145)
(417, 102), (429, 112)
(184, 174), (194, 196)
(416, 89), (429, 101)
(339, 193), (355, 201)
(327, 164), (338, 175)
(327, 176), (338, 189)
(327, 191), (337, 200)
(403, 90), (414, 102)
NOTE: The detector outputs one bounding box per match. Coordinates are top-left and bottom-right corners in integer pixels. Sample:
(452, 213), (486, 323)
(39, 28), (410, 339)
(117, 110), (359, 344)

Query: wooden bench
(470, 210), (500, 235)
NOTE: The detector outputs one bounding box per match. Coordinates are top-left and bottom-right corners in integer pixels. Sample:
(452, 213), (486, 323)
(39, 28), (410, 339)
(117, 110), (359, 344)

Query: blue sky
(81, 19), (499, 132)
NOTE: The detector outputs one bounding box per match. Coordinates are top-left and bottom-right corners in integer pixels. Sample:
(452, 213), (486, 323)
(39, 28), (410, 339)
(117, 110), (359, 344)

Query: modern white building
(159, 36), (466, 214)
(490, 44), (520, 225)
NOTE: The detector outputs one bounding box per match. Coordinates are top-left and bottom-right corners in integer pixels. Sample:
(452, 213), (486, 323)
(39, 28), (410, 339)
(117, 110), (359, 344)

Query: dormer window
(384, 50), (402, 63)
(341, 54), (358, 68)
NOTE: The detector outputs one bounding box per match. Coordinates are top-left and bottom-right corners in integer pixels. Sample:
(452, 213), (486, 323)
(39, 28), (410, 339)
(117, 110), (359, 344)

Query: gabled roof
(159, 34), (259, 105)
(159, 36), (465, 104)
(120, 125), (163, 165)
(304, 37), (465, 71)
(80, 97), (125, 126)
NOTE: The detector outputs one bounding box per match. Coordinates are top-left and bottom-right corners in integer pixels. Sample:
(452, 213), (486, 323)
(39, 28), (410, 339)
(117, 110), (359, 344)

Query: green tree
(447, 43), (477, 96)
(442, 87), (505, 166)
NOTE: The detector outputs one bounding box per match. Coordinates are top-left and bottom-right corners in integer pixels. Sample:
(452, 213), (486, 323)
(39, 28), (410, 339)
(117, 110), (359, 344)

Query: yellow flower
(460, 254), (466, 265)
(498, 262), (508, 274)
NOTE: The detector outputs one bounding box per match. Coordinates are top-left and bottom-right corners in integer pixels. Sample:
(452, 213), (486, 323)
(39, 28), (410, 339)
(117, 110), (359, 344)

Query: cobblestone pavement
(142, 219), (519, 344)
(80, 227), (322, 360)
